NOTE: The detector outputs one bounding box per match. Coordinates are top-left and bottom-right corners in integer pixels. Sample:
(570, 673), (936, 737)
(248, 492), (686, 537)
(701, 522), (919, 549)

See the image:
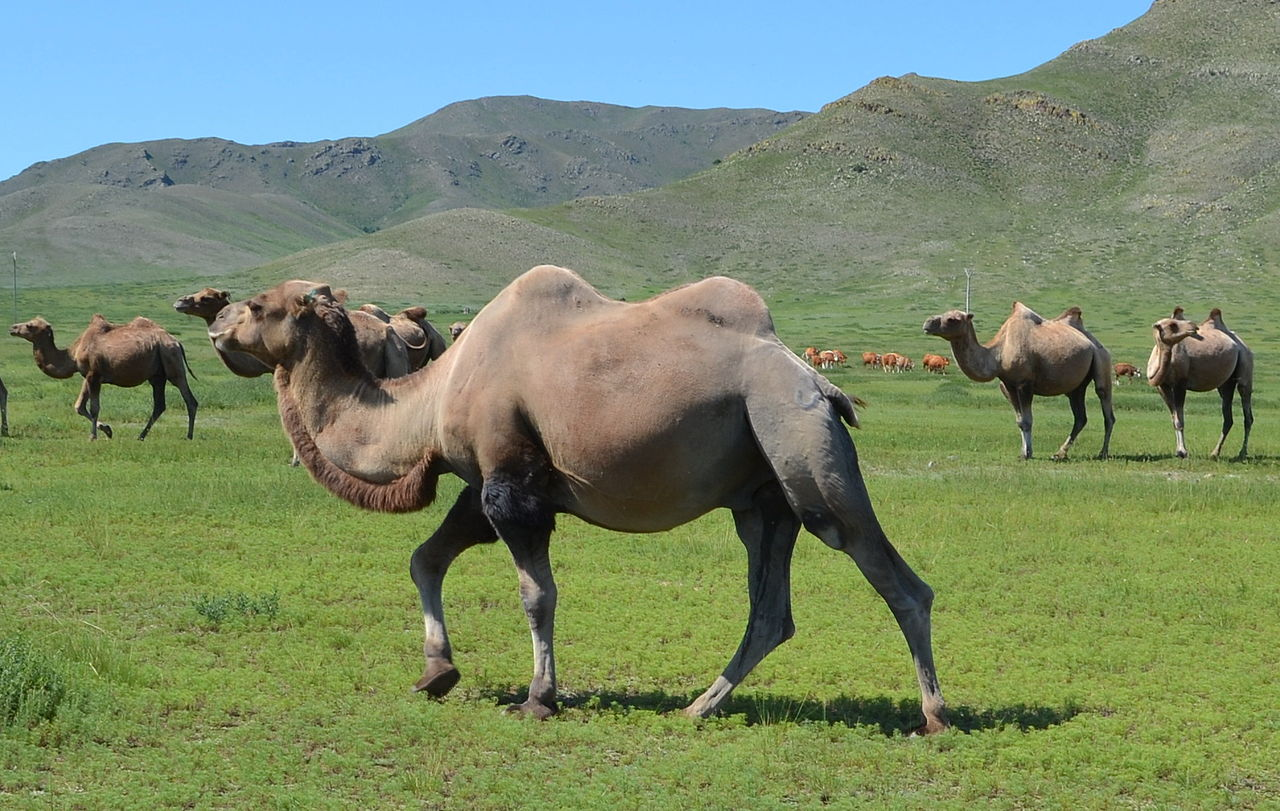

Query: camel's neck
(947, 325), (1000, 382)
(31, 336), (78, 379)
(275, 351), (446, 513)
(1147, 341), (1175, 386)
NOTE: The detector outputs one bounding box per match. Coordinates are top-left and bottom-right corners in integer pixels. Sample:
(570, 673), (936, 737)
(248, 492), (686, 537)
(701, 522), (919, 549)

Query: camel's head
(448, 322), (468, 341)
(209, 280), (348, 368)
(1151, 316), (1198, 347)
(9, 316), (52, 343)
(922, 310), (973, 341)
(174, 288), (231, 321)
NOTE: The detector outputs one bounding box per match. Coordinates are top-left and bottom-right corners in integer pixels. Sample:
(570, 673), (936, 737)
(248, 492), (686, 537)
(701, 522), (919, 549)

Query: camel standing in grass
(10, 315), (197, 439)
(208, 266), (949, 735)
(923, 303), (1115, 459)
(1148, 307), (1253, 459)
(357, 304), (447, 370)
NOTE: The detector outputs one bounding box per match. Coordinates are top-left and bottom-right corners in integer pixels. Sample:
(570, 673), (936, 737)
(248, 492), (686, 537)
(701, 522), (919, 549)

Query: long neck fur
(274, 302), (440, 514)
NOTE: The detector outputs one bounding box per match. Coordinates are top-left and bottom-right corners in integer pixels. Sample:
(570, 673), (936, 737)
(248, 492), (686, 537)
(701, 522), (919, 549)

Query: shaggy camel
(1148, 307), (1253, 459)
(447, 321), (468, 342)
(923, 303), (1115, 459)
(356, 304), (447, 370)
(208, 267), (948, 735)
(10, 315), (197, 439)
(176, 287), (412, 378)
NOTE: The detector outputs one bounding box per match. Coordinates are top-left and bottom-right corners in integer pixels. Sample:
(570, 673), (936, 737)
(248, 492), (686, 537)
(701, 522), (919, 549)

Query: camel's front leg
(482, 473), (559, 718)
(1159, 385), (1189, 458)
(75, 376), (111, 439)
(409, 486), (498, 697)
(686, 482), (799, 718)
(1000, 380), (1034, 459)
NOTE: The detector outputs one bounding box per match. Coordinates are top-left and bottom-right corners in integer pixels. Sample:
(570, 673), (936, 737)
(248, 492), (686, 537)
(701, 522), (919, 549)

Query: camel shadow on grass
(478, 688), (1078, 736)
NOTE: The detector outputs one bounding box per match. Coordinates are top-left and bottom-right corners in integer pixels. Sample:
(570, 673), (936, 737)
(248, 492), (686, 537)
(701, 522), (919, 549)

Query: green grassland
(1, 277), (1276, 809)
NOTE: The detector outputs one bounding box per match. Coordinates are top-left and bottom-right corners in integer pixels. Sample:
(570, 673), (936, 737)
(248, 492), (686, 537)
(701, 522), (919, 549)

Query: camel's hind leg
(409, 485), (499, 697)
(1053, 380), (1090, 460)
(138, 377), (168, 440)
(744, 378), (947, 734)
(685, 482), (799, 718)
(160, 348), (198, 439)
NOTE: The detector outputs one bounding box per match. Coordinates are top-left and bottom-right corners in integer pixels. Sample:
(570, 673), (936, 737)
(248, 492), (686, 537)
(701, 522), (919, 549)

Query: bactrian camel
(175, 287), (413, 378)
(356, 303), (447, 370)
(10, 315), (197, 439)
(923, 302), (1115, 459)
(208, 266), (948, 734)
(1148, 307), (1253, 459)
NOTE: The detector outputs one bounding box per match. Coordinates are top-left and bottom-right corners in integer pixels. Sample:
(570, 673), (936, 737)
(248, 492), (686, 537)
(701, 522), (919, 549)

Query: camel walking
(10, 315), (197, 439)
(208, 267), (949, 735)
(924, 303), (1115, 459)
(1148, 308), (1253, 459)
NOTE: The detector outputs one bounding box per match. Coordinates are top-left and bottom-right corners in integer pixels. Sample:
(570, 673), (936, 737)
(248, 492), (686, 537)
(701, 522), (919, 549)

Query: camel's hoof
(412, 663), (461, 697)
(98, 424), (113, 439)
(909, 717), (950, 737)
(504, 698), (558, 720)
(1176, 450), (1188, 459)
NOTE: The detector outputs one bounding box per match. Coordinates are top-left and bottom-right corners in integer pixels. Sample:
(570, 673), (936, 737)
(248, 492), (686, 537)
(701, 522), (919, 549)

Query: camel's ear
(965, 313), (974, 322)
(331, 288), (349, 305)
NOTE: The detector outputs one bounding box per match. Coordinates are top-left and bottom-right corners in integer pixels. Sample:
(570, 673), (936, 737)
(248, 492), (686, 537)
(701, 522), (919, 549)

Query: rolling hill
(246, 0), (1280, 332)
(0, 98), (806, 286)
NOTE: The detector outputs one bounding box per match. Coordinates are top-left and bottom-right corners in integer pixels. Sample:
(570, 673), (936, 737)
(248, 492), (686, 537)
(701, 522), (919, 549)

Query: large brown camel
(356, 304), (447, 370)
(10, 315), (197, 439)
(208, 266), (949, 735)
(923, 302), (1115, 459)
(175, 287), (412, 378)
(1147, 307), (1253, 459)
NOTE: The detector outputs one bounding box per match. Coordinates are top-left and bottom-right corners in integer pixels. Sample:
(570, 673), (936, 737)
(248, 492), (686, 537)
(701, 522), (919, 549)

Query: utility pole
(10, 251), (16, 324)
(964, 268), (972, 313)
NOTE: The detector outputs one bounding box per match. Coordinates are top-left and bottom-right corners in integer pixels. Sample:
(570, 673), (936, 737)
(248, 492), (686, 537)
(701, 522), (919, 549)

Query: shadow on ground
(475, 687), (1080, 736)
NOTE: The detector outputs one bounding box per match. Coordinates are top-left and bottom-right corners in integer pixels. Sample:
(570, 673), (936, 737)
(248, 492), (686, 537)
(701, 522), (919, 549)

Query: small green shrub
(192, 590), (281, 625)
(0, 636), (70, 728)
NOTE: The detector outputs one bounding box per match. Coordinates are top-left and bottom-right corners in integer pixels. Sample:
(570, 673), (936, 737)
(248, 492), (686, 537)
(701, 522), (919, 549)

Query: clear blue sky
(3, 1), (1153, 183)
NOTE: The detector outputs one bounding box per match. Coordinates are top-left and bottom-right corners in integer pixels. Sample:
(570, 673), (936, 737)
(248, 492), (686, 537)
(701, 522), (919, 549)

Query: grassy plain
(1, 281), (1278, 809)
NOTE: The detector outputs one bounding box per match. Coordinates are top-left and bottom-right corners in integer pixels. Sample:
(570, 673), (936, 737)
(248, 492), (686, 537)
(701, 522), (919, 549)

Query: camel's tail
(179, 342), (198, 381)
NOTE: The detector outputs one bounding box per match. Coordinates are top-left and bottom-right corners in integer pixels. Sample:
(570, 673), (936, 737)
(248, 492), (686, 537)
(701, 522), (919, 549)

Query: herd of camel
(0, 267), (1258, 735)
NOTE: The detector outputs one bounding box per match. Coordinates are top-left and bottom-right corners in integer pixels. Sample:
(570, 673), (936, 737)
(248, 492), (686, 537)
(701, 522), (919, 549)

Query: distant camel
(175, 287), (412, 378)
(1148, 307), (1253, 459)
(10, 315), (197, 439)
(207, 267), (949, 735)
(357, 304), (447, 370)
(924, 303), (1115, 459)
(447, 322), (468, 342)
